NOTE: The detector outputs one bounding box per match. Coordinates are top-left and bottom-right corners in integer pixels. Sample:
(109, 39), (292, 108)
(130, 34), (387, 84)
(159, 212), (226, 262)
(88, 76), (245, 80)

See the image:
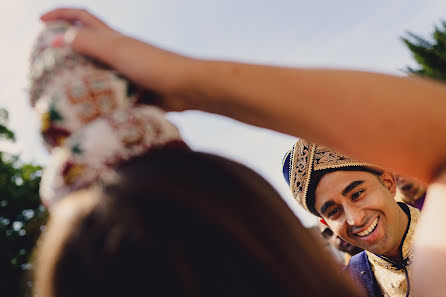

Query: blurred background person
(318, 221), (363, 265)
(395, 175), (426, 210)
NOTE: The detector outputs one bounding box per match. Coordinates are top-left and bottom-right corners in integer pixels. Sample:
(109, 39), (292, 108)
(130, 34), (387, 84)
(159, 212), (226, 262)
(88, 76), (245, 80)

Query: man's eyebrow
(320, 201), (336, 215)
(342, 180), (364, 196)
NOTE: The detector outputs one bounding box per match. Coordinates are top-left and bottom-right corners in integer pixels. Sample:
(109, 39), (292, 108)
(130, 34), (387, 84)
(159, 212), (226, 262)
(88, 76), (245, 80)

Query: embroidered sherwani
(282, 139), (421, 297)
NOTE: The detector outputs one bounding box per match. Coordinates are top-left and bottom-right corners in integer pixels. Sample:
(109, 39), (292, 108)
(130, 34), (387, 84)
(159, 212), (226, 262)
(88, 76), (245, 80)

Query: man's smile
(353, 216), (379, 238)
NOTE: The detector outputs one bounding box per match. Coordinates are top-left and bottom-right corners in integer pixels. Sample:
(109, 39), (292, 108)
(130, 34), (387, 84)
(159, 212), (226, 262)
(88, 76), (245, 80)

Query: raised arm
(41, 8), (446, 183)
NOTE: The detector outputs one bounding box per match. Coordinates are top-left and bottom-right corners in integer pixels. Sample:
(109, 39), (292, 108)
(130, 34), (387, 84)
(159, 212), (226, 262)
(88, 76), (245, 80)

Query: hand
(41, 8), (196, 111)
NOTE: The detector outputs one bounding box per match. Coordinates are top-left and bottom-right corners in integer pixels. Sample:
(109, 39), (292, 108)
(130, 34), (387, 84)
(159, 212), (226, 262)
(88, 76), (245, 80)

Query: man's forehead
(319, 170), (376, 187)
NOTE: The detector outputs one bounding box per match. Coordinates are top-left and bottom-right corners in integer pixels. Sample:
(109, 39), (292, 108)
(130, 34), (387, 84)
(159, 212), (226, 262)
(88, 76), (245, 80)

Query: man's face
(319, 222), (362, 256)
(314, 170), (407, 258)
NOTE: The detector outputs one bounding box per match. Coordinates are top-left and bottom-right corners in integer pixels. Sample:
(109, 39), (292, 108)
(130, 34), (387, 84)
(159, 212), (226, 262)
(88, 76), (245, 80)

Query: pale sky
(1, 0), (445, 225)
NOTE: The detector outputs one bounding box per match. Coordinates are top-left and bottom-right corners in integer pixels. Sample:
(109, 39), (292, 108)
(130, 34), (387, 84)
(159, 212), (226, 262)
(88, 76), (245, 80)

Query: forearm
(180, 60), (446, 182)
(41, 8), (446, 182)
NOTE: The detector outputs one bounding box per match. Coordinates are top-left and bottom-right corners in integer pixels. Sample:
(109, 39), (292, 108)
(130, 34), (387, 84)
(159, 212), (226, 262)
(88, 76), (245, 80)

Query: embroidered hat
(29, 22), (184, 207)
(282, 139), (374, 216)
(29, 22), (144, 148)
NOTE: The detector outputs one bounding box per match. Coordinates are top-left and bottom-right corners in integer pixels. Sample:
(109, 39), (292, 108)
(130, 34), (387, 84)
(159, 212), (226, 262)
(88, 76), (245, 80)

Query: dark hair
(307, 166), (383, 216)
(34, 147), (362, 297)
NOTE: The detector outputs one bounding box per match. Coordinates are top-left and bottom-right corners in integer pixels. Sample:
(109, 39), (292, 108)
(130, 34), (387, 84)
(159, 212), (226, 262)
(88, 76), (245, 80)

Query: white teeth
(357, 217), (379, 237)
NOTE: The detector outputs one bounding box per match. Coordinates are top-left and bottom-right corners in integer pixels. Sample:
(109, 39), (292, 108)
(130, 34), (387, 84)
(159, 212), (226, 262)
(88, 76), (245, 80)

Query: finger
(65, 28), (169, 108)
(41, 8), (110, 30)
(65, 27), (119, 65)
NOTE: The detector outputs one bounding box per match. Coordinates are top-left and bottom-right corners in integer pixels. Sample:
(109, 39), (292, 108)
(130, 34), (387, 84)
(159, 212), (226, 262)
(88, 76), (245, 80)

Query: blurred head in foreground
(30, 21), (361, 297)
(33, 148), (362, 297)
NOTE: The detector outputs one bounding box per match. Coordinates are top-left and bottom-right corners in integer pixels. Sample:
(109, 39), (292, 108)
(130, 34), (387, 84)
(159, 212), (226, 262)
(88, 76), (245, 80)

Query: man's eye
(352, 190), (365, 200)
(327, 207), (340, 218)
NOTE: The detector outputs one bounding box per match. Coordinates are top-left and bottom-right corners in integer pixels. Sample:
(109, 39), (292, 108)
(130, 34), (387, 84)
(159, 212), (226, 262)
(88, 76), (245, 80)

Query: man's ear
(379, 171), (397, 196)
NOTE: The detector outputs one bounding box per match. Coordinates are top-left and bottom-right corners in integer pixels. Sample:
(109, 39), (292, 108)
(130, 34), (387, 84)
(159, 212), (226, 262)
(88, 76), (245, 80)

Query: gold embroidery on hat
(290, 140), (315, 212)
(289, 139), (373, 214)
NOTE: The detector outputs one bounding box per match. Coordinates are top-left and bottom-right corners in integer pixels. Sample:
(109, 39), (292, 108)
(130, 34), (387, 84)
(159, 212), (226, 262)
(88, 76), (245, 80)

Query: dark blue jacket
(346, 251), (382, 297)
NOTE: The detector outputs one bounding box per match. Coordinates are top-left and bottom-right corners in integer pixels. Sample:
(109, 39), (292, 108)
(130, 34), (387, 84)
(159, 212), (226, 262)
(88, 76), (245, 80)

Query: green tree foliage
(402, 20), (446, 82)
(0, 108), (15, 141)
(0, 108), (47, 297)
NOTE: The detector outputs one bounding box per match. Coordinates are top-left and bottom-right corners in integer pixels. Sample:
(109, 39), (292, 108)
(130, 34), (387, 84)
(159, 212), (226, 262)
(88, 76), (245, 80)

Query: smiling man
(282, 139), (420, 297)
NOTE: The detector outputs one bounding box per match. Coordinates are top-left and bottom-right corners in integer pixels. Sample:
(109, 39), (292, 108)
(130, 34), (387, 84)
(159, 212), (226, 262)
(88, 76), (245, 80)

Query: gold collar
(366, 204), (420, 270)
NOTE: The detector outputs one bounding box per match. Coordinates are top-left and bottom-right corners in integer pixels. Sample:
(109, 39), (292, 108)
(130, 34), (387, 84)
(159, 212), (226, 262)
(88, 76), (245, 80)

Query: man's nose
(344, 204), (365, 226)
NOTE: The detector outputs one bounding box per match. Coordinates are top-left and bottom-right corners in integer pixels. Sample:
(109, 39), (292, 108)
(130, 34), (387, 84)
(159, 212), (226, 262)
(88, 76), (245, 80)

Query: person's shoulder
(346, 251), (374, 285)
(346, 252), (383, 297)
(346, 251), (368, 273)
